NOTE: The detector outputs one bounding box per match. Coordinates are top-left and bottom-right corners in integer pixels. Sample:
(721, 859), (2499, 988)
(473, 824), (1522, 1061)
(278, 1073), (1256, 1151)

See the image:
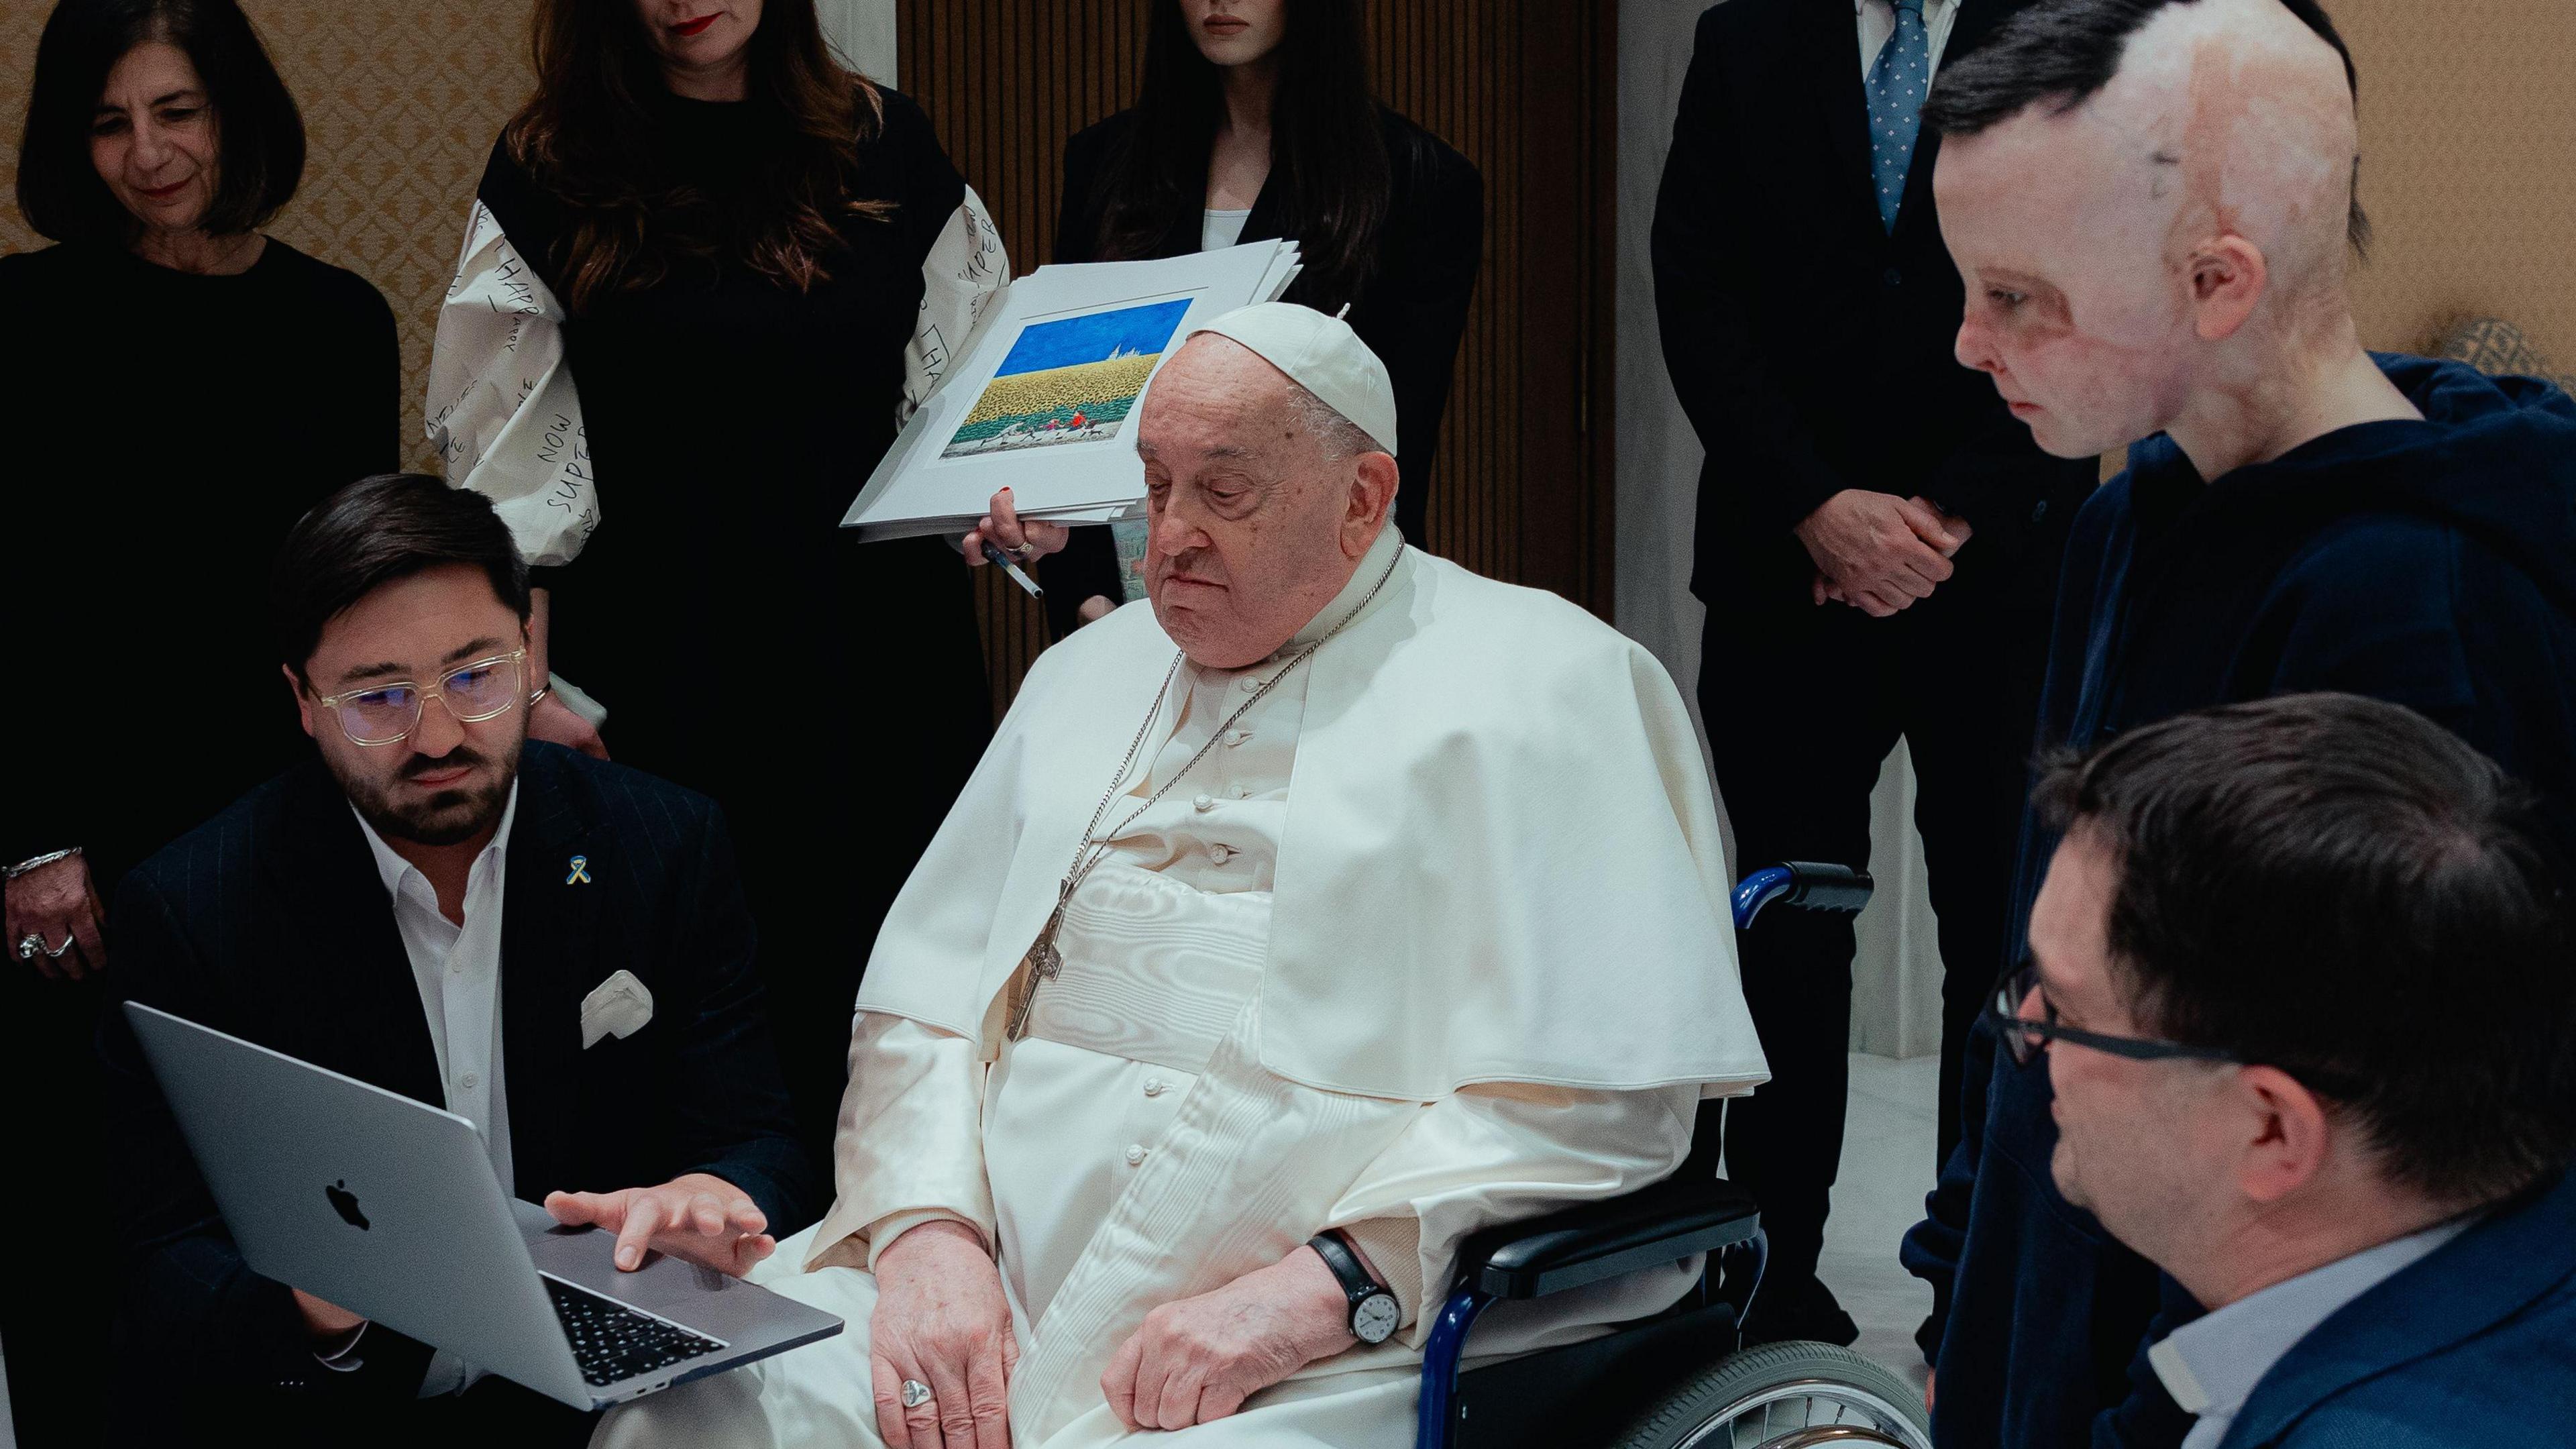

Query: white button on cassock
(460, 1073), (480, 1090)
(1193, 794), (1214, 812)
(1124, 1144), (1148, 1166)
(1224, 729), (1250, 747)
(1237, 675), (1262, 693)
(1210, 844), (1234, 864)
(1143, 1079), (1167, 1097)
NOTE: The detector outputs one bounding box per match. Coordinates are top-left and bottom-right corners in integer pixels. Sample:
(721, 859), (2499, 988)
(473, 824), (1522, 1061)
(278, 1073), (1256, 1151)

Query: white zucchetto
(1185, 302), (1399, 458)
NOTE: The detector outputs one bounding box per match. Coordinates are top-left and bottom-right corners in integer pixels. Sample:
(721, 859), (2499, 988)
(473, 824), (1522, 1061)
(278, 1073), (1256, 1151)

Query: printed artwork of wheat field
(942, 297), (1194, 458)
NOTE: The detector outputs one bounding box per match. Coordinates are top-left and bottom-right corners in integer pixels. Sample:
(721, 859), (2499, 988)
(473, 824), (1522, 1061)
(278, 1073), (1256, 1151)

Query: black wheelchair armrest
(1451, 1177), (1762, 1301)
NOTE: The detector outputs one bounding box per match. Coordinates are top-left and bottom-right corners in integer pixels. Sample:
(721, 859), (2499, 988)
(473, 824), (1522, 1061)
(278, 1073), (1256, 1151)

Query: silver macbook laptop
(124, 1001), (843, 1410)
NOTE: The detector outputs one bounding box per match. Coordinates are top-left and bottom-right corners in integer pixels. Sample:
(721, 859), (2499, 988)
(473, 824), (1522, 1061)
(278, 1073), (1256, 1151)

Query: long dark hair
(18, 0), (305, 244)
(1093, 0), (1391, 312)
(502, 0), (892, 313)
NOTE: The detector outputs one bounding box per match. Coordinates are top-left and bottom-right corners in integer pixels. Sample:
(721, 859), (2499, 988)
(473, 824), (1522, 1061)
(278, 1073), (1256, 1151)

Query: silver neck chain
(1055, 543), (1405, 898)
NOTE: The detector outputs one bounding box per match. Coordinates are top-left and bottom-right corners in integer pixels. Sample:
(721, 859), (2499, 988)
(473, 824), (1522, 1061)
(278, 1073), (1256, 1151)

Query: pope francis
(592, 303), (1769, 1449)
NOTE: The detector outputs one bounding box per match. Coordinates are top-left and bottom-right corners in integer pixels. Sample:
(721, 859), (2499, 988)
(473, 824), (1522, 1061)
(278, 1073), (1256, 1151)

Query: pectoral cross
(1004, 887), (1073, 1041)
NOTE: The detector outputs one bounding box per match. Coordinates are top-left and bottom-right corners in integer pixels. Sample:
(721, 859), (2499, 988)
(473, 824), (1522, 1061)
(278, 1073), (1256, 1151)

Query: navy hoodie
(1902, 354), (2576, 1449)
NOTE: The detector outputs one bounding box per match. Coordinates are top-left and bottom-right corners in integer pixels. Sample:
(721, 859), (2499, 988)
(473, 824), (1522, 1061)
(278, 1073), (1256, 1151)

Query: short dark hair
(1924, 0), (2371, 255)
(18, 0), (306, 244)
(273, 474), (531, 679)
(2035, 693), (2576, 1208)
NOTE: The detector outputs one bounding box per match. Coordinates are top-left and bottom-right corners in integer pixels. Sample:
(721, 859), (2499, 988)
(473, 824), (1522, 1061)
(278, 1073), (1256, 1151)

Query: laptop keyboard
(543, 1274), (729, 1387)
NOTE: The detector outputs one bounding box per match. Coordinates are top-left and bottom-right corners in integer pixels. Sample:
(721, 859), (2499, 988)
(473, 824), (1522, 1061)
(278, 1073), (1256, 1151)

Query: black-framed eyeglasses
(1983, 958), (2247, 1070)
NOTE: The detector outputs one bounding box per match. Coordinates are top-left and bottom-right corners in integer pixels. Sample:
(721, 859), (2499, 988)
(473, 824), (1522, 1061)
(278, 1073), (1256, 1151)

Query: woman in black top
(998, 0), (1480, 633)
(3, 1), (394, 1440)
(430, 0), (1008, 1160)
(4, 0), (396, 952)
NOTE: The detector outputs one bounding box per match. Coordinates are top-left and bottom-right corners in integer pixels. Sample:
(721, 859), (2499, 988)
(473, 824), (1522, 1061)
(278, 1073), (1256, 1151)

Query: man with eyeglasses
(1996, 693), (2575, 1448)
(95, 473), (816, 1445)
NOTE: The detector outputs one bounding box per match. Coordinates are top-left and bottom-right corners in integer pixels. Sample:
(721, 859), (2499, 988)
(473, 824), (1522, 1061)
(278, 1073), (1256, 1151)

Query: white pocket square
(580, 970), (654, 1049)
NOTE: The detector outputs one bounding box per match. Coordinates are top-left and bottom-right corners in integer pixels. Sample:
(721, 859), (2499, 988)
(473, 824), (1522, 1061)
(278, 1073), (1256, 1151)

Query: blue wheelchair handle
(1731, 862), (1874, 930)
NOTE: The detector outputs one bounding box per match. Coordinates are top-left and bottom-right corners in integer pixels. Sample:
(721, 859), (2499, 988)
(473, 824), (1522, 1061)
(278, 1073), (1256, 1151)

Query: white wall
(1613, 0), (1944, 1059)
(818, 0), (900, 85)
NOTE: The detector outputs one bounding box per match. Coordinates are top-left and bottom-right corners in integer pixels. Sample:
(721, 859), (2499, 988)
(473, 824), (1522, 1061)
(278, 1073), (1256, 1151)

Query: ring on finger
(44, 932), (75, 959)
(900, 1379), (934, 1409)
(15, 933), (41, 961)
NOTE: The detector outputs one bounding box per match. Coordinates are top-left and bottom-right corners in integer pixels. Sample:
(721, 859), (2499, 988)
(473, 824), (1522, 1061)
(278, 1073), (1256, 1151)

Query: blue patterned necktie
(1867, 0), (1931, 231)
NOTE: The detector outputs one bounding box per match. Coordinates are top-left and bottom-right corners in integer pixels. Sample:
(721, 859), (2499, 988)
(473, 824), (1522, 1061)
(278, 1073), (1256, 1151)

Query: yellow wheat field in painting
(956, 354), (1160, 429)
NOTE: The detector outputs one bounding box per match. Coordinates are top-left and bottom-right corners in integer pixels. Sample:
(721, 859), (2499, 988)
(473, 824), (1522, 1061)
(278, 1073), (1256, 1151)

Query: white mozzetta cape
(855, 545), (1768, 1103)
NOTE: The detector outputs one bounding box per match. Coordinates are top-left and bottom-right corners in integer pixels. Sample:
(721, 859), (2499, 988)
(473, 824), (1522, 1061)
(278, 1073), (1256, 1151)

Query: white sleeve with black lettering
(425, 199), (598, 568)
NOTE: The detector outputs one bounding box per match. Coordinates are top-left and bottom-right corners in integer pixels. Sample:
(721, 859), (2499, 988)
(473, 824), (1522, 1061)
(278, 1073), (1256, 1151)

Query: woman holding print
(429, 0), (1010, 1164)
(975, 0), (1482, 633)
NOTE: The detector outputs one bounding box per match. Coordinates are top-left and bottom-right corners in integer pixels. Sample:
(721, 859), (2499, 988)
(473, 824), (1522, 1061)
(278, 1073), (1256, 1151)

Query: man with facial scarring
(1898, 1), (2576, 1445)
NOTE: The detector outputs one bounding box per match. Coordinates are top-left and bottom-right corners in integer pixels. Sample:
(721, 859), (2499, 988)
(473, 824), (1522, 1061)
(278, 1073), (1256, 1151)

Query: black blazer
(1037, 105), (1483, 635)
(1652, 0), (2096, 612)
(99, 742), (817, 1407)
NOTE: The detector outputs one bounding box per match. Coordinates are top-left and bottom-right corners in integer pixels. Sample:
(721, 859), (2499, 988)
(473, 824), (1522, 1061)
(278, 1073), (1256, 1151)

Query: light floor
(1823, 1051), (1942, 1390)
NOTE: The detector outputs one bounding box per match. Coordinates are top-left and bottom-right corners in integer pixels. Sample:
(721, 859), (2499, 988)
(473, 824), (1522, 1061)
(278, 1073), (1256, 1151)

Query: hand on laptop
(293, 1287), (366, 1340)
(544, 1173), (774, 1277)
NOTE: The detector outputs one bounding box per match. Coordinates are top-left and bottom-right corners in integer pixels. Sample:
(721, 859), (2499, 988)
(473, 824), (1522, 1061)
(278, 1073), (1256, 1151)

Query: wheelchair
(1413, 862), (1933, 1449)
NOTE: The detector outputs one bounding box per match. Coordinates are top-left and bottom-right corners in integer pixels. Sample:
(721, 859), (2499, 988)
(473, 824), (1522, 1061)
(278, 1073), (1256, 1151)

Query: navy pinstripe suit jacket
(98, 741), (818, 1405)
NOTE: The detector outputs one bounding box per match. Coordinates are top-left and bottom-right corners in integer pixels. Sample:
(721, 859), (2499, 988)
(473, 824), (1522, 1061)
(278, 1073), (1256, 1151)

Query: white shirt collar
(353, 780), (521, 903)
(2150, 1214), (2476, 1436)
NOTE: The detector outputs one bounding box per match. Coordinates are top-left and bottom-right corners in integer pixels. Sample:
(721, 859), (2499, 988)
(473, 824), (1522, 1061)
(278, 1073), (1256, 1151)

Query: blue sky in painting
(993, 298), (1191, 376)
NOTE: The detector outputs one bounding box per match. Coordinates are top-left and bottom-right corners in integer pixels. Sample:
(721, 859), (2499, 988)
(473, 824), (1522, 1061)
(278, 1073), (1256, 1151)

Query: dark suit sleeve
(1917, 381), (2076, 547)
(662, 806), (818, 1231)
(1650, 13), (1852, 535)
(1898, 1018), (1988, 1362)
(2090, 1277), (2200, 1449)
(101, 873), (433, 1401)
(1366, 145), (1482, 545)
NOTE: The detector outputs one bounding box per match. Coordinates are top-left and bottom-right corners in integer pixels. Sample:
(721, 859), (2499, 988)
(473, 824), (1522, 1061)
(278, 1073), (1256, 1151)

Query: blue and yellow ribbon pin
(566, 855), (592, 885)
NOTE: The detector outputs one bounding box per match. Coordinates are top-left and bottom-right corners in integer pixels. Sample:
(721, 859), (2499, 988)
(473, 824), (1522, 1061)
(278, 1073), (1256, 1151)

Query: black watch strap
(1307, 1230), (1399, 1344)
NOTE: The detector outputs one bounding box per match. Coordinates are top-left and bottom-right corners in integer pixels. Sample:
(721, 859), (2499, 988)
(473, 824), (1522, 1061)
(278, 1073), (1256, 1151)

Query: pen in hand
(980, 539), (1044, 597)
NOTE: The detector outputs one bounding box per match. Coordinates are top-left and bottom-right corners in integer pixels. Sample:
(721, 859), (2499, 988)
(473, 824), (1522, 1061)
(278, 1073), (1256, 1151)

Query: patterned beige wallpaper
(5, 1), (2571, 463)
(1, 3), (534, 471)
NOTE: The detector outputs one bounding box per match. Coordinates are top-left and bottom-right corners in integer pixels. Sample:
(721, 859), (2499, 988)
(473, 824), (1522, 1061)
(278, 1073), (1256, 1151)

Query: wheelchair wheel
(1603, 1340), (1932, 1449)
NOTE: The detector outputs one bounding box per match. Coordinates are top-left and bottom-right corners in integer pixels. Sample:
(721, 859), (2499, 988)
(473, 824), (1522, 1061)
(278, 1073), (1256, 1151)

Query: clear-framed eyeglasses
(311, 649), (533, 747)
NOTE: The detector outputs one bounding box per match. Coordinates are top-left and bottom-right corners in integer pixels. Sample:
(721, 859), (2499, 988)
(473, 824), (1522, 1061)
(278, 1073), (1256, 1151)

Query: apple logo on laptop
(326, 1179), (370, 1231)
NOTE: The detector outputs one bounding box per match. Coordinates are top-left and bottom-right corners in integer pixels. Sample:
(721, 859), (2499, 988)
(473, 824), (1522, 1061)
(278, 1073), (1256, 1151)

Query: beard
(338, 737), (523, 847)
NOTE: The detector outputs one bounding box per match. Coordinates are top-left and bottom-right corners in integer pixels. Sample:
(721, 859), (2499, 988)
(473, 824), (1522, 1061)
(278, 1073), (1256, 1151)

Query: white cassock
(594, 526), (1769, 1448)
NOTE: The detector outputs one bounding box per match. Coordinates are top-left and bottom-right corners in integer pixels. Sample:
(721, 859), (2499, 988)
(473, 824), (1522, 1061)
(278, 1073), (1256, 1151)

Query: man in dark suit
(99, 474), (818, 1446)
(2004, 694), (2575, 1449)
(1651, 0), (2097, 1343)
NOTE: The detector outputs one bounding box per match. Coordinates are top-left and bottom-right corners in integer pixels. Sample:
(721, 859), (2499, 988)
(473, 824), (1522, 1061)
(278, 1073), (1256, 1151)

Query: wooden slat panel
(898, 0), (1613, 714)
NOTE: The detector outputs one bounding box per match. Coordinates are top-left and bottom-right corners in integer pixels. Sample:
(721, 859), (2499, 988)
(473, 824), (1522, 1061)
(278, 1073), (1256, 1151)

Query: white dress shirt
(1858, 0), (1963, 79)
(2150, 1215), (2476, 1449)
(349, 782), (520, 1396)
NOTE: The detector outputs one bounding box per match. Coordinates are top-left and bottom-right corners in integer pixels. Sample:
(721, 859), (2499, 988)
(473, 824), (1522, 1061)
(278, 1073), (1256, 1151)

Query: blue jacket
(2218, 1170), (2576, 1448)
(1902, 355), (2576, 1448)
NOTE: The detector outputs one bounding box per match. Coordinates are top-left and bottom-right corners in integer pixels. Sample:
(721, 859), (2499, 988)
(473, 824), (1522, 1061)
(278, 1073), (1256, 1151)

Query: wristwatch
(1307, 1230), (1399, 1345)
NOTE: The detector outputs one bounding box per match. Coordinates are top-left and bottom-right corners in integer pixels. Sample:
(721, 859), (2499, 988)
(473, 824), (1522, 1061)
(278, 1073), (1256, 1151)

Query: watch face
(1353, 1291), (1399, 1344)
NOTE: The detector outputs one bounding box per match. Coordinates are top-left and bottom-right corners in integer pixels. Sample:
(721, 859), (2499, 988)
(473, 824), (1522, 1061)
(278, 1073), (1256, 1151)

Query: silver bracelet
(5, 846), (81, 881)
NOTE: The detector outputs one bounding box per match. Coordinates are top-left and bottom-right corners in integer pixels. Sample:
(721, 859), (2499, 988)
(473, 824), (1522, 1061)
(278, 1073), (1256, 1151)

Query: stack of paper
(841, 239), (1302, 541)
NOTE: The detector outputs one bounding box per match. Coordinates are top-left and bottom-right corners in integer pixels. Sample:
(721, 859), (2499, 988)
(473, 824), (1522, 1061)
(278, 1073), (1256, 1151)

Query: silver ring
(45, 932), (74, 959)
(900, 1379), (934, 1409)
(15, 933), (40, 962)
(1008, 541), (1036, 561)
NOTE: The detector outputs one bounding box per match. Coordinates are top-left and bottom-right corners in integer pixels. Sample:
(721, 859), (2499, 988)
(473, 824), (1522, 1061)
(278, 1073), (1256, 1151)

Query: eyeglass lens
(1992, 961), (2046, 1065)
(335, 657), (523, 745)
